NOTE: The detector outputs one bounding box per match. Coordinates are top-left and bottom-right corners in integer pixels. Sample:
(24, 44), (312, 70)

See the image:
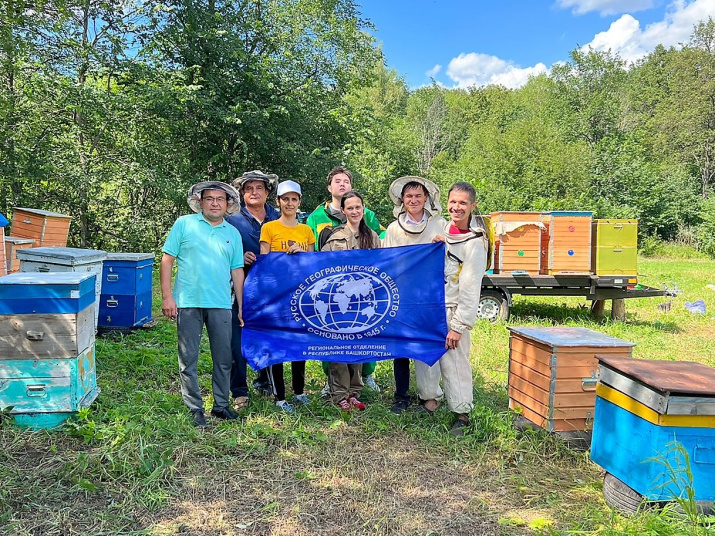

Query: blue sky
(356, 0), (715, 88)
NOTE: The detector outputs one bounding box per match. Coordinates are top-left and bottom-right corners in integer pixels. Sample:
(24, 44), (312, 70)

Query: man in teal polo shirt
(161, 181), (245, 427)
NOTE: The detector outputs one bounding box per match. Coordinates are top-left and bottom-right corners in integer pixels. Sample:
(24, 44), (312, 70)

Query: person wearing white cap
(382, 176), (446, 414)
(161, 181), (245, 427)
(259, 179), (315, 411)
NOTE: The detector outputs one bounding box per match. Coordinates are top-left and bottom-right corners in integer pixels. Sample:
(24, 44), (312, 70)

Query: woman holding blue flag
(320, 190), (380, 411)
(259, 180), (315, 412)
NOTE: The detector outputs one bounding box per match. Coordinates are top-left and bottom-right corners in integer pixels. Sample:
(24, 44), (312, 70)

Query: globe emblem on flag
(298, 272), (392, 333)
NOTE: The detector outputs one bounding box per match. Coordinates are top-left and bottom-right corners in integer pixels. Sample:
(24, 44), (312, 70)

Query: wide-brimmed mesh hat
(388, 176), (441, 218)
(187, 181), (241, 216)
(231, 170), (278, 195)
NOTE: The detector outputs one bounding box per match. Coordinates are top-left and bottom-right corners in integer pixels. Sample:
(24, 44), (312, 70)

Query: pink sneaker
(348, 395), (366, 411)
(337, 398), (352, 411)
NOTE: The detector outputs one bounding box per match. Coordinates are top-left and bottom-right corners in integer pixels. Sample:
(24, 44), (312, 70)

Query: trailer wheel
(603, 473), (644, 515)
(477, 290), (509, 322)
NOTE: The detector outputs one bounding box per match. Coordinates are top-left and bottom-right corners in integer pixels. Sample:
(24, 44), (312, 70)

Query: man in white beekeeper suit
(414, 181), (488, 436)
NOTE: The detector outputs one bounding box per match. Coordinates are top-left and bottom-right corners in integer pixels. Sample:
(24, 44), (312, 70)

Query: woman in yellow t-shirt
(259, 180), (315, 412)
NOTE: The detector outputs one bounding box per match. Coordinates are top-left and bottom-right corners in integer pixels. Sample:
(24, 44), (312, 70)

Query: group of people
(160, 166), (488, 435)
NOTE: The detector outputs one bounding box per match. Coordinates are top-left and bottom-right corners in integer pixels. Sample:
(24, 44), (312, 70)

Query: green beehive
(591, 219), (638, 276)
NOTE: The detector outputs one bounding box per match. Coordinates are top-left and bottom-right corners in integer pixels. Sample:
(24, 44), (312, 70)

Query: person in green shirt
(306, 166), (383, 391)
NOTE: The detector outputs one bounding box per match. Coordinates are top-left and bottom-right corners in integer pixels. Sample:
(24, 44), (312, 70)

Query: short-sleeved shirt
(259, 220), (315, 253)
(162, 213), (244, 309)
(226, 204), (280, 273)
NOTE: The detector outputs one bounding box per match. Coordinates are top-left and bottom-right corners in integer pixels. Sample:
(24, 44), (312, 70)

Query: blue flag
(242, 242), (448, 370)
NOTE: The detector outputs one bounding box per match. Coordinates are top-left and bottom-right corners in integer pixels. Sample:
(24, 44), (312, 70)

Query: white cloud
(439, 0), (715, 89)
(445, 52), (549, 89)
(583, 0), (715, 62)
(556, 0), (657, 16)
(425, 64), (442, 79)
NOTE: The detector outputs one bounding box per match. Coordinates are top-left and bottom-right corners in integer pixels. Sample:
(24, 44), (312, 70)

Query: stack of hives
(98, 253), (155, 333)
(488, 211), (638, 277)
(0, 272), (100, 429)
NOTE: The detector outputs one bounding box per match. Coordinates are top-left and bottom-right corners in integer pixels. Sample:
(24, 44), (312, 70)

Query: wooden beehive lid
(17, 246), (107, 265)
(596, 355), (715, 397)
(13, 207), (72, 219)
(508, 326), (635, 349)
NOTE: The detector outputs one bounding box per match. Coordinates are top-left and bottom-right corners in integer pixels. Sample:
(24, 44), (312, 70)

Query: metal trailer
(476, 272), (666, 322)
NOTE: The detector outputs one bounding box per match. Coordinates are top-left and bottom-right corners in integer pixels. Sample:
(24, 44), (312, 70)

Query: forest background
(2, 0), (715, 257)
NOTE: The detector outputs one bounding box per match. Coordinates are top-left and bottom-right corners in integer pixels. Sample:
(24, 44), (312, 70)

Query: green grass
(1, 257), (715, 535)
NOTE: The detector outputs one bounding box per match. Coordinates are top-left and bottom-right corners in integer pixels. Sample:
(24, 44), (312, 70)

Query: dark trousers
(176, 307), (232, 412)
(267, 361), (306, 401)
(393, 358), (411, 403)
(230, 301), (249, 398)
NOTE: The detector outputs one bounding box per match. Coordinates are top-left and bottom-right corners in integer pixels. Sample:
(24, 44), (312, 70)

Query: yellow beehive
(591, 219), (638, 275)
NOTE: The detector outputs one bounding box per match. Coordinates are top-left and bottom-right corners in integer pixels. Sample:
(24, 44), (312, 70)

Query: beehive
(0, 235), (5, 277)
(491, 212), (544, 274)
(591, 219), (638, 276)
(508, 327), (635, 434)
(10, 207), (71, 247)
(18, 247), (107, 330)
(543, 211), (593, 274)
(0, 272), (98, 429)
(5, 236), (35, 273)
(98, 252), (154, 332)
(591, 356), (715, 503)
(0, 344), (99, 430)
(0, 213), (7, 275)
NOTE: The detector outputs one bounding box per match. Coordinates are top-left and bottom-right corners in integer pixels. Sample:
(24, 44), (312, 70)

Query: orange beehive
(491, 212), (544, 274)
(10, 207), (71, 247)
(0, 214), (7, 275)
(508, 327), (634, 433)
(0, 234), (5, 276)
(542, 211), (592, 274)
(4, 236), (35, 273)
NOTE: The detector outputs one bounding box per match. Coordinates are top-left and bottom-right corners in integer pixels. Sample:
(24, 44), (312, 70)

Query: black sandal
(450, 416), (470, 436)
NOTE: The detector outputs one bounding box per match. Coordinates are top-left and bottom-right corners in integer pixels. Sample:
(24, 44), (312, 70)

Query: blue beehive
(98, 252), (154, 332)
(591, 355), (715, 510)
(0, 272), (99, 429)
(0, 272), (96, 314)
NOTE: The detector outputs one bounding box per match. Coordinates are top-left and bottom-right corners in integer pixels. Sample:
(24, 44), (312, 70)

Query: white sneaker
(362, 375), (380, 392)
(275, 400), (294, 413)
(294, 393), (310, 406)
(320, 381), (331, 397)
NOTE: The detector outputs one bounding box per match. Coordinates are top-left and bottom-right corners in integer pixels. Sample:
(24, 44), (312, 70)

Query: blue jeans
(230, 301), (249, 398)
(177, 307), (232, 412)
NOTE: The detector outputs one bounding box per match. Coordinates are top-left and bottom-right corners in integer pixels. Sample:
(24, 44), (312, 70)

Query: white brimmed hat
(388, 176), (441, 218)
(232, 170), (278, 194)
(276, 180), (302, 197)
(187, 181), (241, 216)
